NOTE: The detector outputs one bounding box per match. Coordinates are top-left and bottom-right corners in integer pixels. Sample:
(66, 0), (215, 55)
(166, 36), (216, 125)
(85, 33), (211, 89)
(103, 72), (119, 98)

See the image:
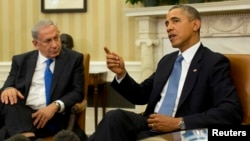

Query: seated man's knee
(105, 109), (127, 120)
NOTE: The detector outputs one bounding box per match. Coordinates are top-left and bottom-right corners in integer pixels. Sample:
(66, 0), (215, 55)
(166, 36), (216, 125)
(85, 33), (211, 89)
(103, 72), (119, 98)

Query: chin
(171, 41), (180, 48)
(171, 44), (178, 48)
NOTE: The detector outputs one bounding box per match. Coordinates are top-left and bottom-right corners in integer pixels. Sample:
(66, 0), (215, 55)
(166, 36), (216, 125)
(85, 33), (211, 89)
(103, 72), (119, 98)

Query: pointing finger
(104, 47), (111, 54)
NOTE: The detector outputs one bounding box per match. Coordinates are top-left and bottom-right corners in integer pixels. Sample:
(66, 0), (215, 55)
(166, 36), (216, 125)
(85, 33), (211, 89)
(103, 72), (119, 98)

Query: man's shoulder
(13, 50), (38, 59)
(59, 48), (83, 63)
(61, 47), (83, 56)
(160, 51), (179, 61)
(200, 46), (226, 60)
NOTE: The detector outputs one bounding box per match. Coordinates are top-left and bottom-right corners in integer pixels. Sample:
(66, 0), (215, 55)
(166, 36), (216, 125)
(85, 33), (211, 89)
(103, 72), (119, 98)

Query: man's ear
(32, 40), (38, 48)
(193, 19), (201, 32)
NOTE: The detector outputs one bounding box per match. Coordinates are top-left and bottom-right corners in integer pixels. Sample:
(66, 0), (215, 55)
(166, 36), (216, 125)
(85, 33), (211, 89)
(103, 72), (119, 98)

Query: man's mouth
(168, 34), (176, 40)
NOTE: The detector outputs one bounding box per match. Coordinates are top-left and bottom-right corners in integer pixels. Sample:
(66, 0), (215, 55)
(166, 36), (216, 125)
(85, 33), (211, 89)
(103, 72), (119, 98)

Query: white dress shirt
(26, 51), (55, 110)
(154, 42), (201, 116)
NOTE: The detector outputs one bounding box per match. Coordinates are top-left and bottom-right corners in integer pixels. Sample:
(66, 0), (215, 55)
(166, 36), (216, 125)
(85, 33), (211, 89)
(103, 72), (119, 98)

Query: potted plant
(125, 0), (179, 7)
(125, 0), (143, 5)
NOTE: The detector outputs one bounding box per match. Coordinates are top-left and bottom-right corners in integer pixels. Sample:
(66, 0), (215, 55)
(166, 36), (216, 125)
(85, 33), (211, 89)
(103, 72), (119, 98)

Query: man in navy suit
(88, 5), (242, 141)
(0, 20), (86, 140)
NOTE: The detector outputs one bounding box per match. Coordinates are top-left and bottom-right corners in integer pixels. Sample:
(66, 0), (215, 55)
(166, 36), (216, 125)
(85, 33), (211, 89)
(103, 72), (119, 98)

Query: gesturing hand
(104, 47), (126, 79)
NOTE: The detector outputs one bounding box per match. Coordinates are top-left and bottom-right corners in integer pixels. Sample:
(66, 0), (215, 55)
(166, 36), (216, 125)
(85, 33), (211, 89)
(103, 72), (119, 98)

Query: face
(165, 8), (200, 52)
(32, 25), (61, 59)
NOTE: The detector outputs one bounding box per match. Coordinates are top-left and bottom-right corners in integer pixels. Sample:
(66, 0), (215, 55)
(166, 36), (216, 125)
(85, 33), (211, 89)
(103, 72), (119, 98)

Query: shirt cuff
(115, 72), (127, 83)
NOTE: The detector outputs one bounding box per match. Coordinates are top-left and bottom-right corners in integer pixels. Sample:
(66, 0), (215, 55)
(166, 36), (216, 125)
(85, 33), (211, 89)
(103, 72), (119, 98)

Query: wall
(0, 0), (142, 62)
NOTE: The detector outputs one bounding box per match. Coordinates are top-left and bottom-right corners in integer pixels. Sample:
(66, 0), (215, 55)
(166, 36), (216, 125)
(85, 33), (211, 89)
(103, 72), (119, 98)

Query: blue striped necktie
(44, 59), (53, 105)
(158, 54), (183, 116)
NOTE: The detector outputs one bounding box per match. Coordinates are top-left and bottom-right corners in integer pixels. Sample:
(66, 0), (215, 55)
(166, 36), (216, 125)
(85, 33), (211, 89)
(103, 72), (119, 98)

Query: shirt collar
(38, 51), (54, 64)
(180, 41), (201, 64)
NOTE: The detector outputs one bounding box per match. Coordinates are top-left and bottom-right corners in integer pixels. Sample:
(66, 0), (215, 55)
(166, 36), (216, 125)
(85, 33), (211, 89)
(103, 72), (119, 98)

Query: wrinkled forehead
(37, 25), (60, 40)
(167, 8), (185, 19)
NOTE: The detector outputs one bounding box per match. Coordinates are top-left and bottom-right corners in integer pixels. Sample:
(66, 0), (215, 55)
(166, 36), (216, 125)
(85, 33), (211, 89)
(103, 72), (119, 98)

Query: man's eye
(165, 22), (169, 27)
(173, 20), (179, 23)
(54, 36), (59, 41)
(45, 39), (51, 43)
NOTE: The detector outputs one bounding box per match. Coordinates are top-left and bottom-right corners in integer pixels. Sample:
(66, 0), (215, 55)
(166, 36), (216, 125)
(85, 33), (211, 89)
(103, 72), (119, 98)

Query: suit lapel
(154, 58), (176, 95)
(50, 50), (67, 94)
(25, 52), (38, 96)
(177, 46), (204, 109)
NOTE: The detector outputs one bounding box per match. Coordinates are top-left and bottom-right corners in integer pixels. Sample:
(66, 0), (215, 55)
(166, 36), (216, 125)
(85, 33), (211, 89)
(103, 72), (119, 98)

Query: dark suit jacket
(0, 47), (84, 114)
(111, 45), (242, 130)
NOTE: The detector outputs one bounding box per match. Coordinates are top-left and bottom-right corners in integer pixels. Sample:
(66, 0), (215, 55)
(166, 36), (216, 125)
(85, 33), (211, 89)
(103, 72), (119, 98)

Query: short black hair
(169, 5), (201, 21)
(60, 33), (74, 49)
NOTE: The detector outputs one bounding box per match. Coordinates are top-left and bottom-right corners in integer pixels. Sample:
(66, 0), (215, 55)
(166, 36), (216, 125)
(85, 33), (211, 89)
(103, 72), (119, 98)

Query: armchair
(224, 54), (250, 125)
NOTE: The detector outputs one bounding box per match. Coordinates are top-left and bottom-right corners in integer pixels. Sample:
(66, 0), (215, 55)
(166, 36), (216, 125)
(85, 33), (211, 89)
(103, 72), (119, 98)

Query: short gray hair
(31, 19), (58, 39)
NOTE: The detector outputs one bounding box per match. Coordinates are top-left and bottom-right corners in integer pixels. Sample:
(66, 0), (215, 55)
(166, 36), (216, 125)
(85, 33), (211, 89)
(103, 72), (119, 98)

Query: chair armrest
(71, 99), (87, 114)
(67, 99), (87, 130)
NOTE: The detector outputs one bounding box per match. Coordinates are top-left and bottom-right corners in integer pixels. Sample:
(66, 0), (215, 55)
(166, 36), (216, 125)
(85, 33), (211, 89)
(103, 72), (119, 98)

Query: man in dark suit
(0, 20), (86, 140)
(88, 5), (242, 141)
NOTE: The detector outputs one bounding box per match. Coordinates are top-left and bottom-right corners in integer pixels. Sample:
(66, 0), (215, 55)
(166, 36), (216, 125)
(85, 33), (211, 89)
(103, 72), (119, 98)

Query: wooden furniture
(44, 53), (90, 141)
(89, 71), (108, 129)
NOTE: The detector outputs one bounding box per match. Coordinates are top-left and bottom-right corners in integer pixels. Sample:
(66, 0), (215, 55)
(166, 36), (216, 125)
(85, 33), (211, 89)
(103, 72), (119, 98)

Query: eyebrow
(165, 17), (180, 26)
(170, 16), (180, 20)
